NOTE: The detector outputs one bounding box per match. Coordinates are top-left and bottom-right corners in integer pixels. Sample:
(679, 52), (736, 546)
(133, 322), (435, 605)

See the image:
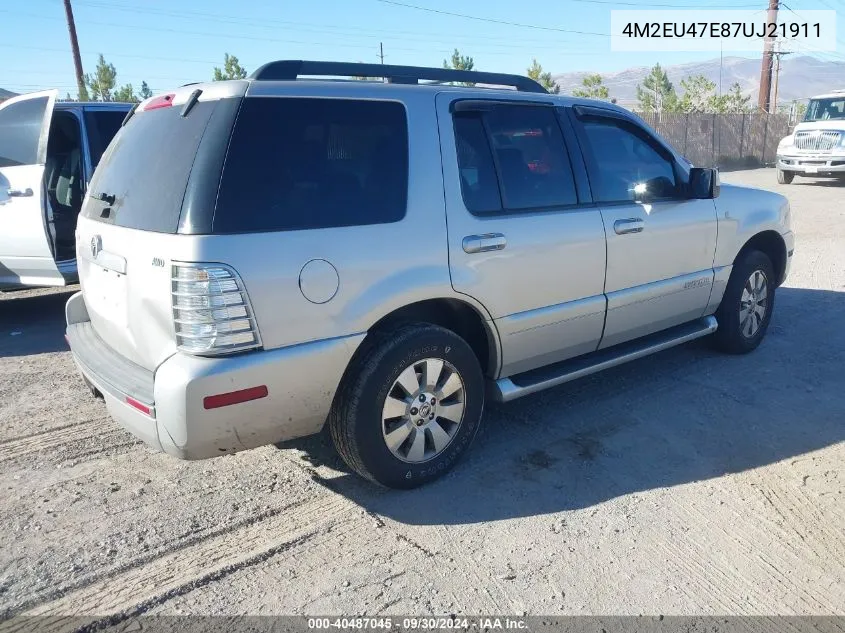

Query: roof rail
(248, 60), (548, 94)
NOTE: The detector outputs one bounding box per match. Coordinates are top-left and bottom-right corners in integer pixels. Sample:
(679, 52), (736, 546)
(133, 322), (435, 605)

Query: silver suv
(66, 61), (794, 488)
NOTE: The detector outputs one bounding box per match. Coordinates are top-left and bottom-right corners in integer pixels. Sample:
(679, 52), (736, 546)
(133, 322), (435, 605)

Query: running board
(492, 316), (718, 403)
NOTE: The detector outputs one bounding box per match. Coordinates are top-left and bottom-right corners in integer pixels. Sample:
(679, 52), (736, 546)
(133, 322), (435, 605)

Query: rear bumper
(65, 291), (363, 459)
(776, 154), (845, 175)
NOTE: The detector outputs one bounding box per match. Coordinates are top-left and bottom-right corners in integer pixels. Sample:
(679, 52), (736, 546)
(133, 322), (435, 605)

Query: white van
(0, 90), (131, 290)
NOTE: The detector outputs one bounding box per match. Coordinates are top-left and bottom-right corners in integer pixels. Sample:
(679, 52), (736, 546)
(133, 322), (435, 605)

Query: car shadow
(285, 286), (845, 525)
(0, 289), (76, 357)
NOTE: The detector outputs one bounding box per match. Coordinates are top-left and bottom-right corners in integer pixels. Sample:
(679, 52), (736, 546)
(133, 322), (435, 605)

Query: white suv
(776, 90), (845, 184)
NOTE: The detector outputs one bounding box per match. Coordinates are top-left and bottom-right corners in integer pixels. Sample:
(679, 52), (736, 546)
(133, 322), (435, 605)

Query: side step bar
(492, 316), (718, 403)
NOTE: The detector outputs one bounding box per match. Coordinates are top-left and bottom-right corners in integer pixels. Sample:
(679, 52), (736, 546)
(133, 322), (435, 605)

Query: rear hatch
(76, 82), (246, 371)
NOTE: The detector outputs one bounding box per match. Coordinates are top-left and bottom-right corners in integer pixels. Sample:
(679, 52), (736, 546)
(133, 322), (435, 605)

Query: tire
(329, 323), (484, 489)
(711, 250), (776, 354)
(777, 169), (794, 184)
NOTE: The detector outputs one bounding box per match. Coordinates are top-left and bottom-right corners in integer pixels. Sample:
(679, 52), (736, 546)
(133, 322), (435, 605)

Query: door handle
(6, 188), (34, 198)
(462, 233), (507, 254)
(614, 218), (644, 235)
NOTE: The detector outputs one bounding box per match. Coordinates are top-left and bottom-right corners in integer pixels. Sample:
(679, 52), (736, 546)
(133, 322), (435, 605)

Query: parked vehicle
(0, 91), (132, 290)
(776, 90), (845, 184)
(65, 61), (794, 488)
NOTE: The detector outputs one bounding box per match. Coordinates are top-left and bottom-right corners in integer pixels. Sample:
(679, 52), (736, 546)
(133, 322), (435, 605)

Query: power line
(374, 0), (613, 37)
(0, 8), (615, 57)
(375, 0), (761, 35)
(40, 0), (596, 47)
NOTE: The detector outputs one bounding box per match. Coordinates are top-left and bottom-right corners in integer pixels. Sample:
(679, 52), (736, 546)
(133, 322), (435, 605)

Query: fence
(635, 112), (791, 168)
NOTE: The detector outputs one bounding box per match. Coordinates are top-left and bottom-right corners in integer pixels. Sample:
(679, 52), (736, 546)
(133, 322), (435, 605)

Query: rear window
(84, 110), (127, 168)
(82, 100), (218, 232)
(0, 96), (48, 168)
(213, 97), (408, 233)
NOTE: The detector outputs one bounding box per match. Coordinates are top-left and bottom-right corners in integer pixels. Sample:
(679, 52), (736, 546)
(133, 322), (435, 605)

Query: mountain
(0, 88), (18, 100)
(553, 56), (845, 107)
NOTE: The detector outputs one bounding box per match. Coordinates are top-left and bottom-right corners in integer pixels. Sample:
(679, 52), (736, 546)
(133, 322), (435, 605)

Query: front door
(569, 107), (718, 349)
(0, 89), (64, 288)
(436, 94), (608, 377)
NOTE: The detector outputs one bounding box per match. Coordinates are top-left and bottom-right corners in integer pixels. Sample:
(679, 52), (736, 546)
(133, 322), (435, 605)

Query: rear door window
(84, 110), (127, 168)
(0, 95), (50, 168)
(81, 100), (218, 232)
(453, 104), (578, 215)
(213, 97), (408, 233)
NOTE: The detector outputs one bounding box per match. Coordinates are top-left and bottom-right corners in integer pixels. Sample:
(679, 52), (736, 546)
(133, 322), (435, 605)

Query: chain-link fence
(635, 112), (792, 168)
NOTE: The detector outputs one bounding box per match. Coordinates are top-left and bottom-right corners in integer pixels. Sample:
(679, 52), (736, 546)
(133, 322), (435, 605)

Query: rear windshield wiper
(96, 192), (116, 205)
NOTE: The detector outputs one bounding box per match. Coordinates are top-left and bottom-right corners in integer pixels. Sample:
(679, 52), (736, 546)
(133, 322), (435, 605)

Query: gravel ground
(0, 168), (842, 620)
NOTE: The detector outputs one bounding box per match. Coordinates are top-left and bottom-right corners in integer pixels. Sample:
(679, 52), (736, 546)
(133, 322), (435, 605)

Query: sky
(1, 0), (843, 97)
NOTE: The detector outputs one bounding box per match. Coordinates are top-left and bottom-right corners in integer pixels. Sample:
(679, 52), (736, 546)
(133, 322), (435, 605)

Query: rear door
(436, 94), (608, 377)
(0, 89), (64, 287)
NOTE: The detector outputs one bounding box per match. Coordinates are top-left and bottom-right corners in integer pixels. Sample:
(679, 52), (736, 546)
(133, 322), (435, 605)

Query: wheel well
(369, 299), (496, 376)
(737, 231), (788, 286)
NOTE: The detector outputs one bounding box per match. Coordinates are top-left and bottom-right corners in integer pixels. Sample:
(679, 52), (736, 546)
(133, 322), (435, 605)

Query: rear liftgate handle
(462, 233), (507, 254)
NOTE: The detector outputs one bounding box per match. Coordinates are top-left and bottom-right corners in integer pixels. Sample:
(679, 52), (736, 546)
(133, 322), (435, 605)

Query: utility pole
(63, 0), (88, 100)
(379, 42), (385, 64)
(771, 44), (793, 114)
(757, 0), (779, 112)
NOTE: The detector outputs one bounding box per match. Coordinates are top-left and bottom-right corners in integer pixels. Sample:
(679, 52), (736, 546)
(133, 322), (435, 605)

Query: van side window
(0, 96), (49, 168)
(453, 104), (577, 215)
(578, 117), (680, 203)
(214, 98), (408, 233)
(84, 110), (127, 168)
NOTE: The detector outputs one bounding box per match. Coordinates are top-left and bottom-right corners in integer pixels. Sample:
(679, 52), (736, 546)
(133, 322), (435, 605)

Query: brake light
(142, 93), (175, 111)
(171, 264), (261, 355)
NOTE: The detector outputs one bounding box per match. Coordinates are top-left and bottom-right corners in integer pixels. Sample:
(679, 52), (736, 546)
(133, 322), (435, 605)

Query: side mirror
(689, 167), (720, 199)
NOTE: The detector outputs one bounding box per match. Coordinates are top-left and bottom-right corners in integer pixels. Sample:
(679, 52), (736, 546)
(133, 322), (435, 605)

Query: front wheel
(777, 169), (794, 184)
(329, 323), (484, 489)
(712, 250), (776, 354)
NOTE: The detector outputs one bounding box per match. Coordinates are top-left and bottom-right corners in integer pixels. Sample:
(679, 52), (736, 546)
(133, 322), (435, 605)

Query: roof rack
(248, 60), (548, 94)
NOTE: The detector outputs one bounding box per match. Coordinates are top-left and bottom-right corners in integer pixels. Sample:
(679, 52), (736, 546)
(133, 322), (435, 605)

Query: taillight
(171, 264), (261, 355)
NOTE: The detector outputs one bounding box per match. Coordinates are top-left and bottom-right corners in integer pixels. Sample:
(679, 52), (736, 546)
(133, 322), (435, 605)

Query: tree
(572, 73), (609, 100)
(114, 84), (140, 103)
(85, 54), (117, 102)
(140, 81), (153, 99)
(636, 63), (678, 113)
(213, 53), (248, 81)
(717, 82), (751, 114)
(676, 74), (718, 113)
(443, 48), (474, 72)
(527, 59), (559, 94)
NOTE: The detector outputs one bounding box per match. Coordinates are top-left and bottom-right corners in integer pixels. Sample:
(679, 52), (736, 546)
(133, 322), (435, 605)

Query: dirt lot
(0, 168), (842, 620)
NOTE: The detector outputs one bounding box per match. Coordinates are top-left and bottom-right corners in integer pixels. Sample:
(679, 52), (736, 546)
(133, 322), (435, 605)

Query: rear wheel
(712, 250), (776, 354)
(329, 323), (484, 489)
(777, 169), (794, 184)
